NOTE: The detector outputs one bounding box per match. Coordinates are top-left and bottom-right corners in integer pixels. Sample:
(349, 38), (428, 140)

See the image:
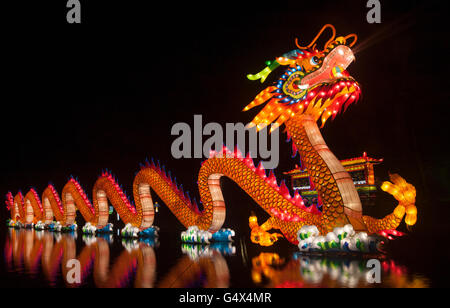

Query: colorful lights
(5, 25), (417, 249)
(363, 173), (417, 233)
(249, 215), (283, 246)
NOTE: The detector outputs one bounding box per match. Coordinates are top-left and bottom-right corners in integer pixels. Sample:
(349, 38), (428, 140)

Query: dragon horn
(296, 24), (336, 51)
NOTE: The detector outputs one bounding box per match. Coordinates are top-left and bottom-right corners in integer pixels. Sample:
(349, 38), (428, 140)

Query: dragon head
(245, 24), (361, 131)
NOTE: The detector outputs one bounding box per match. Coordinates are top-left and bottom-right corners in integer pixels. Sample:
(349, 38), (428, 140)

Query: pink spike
(311, 206), (321, 215)
(234, 147), (243, 159)
(280, 181), (290, 198)
(291, 143), (298, 157)
(256, 162), (266, 178)
(244, 154), (255, 170)
(267, 171), (277, 187)
(293, 192), (304, 208)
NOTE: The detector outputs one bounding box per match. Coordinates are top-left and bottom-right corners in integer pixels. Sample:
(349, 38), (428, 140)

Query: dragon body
(5, 25), (417, 246)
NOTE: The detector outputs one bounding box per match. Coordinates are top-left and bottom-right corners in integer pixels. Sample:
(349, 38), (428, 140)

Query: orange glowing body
(6, 148), (416, 245)
(5, 25), (417, 246)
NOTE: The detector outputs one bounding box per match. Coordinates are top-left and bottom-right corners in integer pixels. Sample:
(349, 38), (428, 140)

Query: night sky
(1, 0), (449, 236)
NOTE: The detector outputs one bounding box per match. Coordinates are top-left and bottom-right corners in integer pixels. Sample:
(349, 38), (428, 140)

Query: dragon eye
(310, 56), (320, 66)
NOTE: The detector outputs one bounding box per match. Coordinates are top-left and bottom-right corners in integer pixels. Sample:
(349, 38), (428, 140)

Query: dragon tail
(363, 173), (417, 234)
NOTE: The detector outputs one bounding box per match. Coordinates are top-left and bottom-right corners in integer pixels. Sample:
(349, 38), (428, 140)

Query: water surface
(1, 227), (430, 288)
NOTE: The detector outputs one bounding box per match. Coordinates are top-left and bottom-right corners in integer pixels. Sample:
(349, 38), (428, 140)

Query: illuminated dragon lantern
(5, 25), (417, 247)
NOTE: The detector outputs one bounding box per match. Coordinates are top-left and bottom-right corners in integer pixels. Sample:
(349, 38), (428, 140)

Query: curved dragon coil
(5, 24), (417, 246)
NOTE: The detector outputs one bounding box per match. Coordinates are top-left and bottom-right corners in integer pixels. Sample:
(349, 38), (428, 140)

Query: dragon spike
(5, 192), (13, 210)
(311, 205), (322, 215)
(192, 197), (200, 212)
(342, 97), (352, 113)
(222, 145), (228, 155)
(316, 194), (323, 207)
(233, 146), (243, 159)
(293, 191), (305, 208)
(291, 143), (298, 158)
(244, 153), (255, 170)
(267, 170), (278, 187)
(184, 191), (191, 202)
(243, 86), (277, 111)
(286, 130), (292, 142)
(279, 180), (290, 198)
(256, 162), (266, 178)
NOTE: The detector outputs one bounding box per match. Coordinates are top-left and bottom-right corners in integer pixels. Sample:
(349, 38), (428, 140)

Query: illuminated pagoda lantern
(284, 152), (383, 208)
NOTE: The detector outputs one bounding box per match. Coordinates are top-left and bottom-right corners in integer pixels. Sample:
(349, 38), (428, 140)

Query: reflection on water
(3, 229), (429, 288)
(5, 229), (158, 288)
(158, 244), (231, 288)
(4, 228), (233, 288)
(251, 252), (429, 288)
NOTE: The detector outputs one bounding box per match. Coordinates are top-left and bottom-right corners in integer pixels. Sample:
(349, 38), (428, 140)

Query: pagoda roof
(283, 152), (383, 175)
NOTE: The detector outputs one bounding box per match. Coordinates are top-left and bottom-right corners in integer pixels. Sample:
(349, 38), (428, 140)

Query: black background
(1, 0), (449, 256)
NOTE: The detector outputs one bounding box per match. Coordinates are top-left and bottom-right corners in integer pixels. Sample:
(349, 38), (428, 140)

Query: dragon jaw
(300, 45), (355, 90)
(244, 32), (362, 131)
